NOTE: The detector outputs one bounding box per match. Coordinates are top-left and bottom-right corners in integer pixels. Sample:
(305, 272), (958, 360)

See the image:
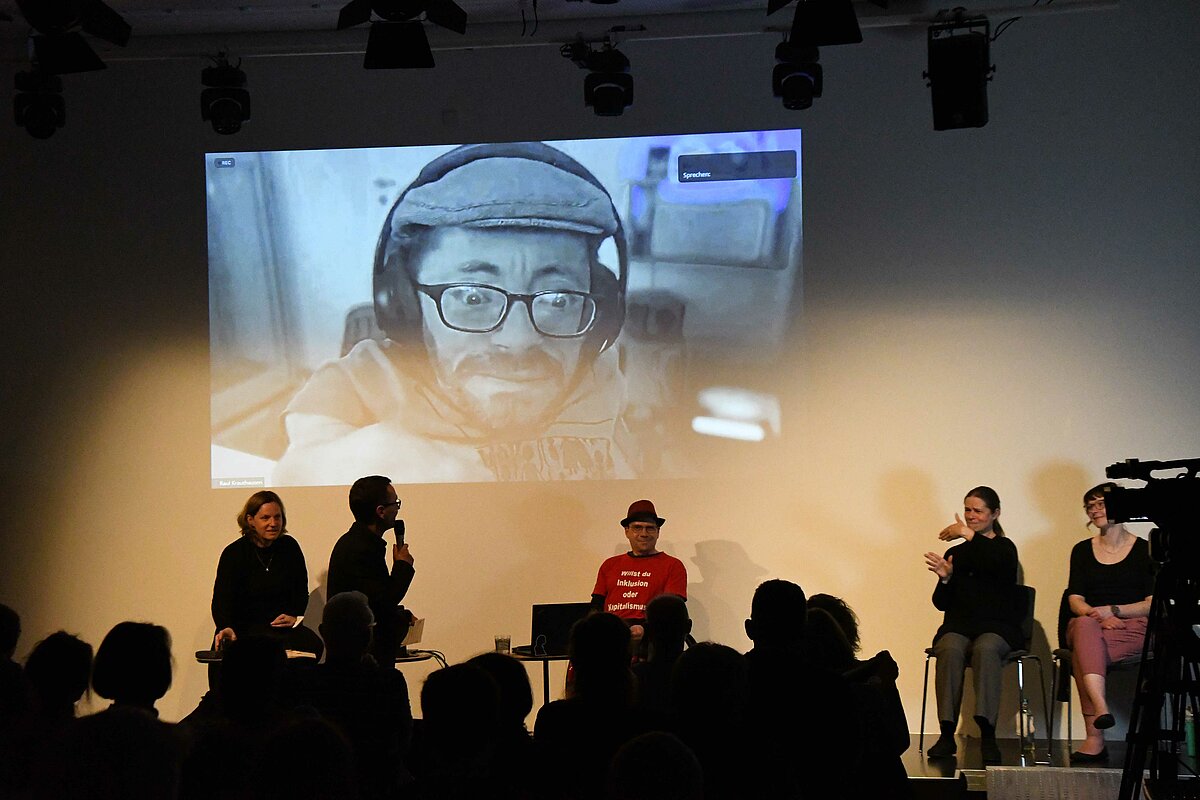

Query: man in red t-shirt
(591, 500), (688, 640)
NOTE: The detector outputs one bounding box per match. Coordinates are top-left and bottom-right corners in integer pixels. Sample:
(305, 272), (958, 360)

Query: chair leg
(1026, 656), (1052, 764)
(1035, 657), (1051, 749)
(1050, 656), (1059, 744)
(1017, 657), (1028, 744)
(920, 652), (932, 753)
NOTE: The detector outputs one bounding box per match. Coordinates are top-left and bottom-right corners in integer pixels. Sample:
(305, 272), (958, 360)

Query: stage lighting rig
(201, 55), (250, 135)
(772, 39), (821, 110)
(13, 70), (65, 139)
(924, 13), (993, 130)
(15, 0), (131, 74)
(561, 37), (633, 117)
(336, 0), (467, 68)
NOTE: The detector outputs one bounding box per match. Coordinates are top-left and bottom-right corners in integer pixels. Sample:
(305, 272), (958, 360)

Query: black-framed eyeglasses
(379, 500), (402, 510)
(415, 282), (598, 338)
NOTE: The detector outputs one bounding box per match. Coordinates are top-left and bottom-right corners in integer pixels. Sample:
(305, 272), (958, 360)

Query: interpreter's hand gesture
(924, 552), (954, 581)
(938, 514), (975, 542)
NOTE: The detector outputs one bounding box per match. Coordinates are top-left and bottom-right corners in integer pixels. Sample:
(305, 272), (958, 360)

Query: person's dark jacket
(328, 523), (415, 664)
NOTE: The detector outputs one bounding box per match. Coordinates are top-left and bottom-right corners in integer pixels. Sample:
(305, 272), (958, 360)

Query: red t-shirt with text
(592, 552), (688, 620)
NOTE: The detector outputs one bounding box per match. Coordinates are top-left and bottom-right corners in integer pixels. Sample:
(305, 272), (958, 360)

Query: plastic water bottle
(1020, 698), (1036, 750)
(1185, 707), (1196, 759)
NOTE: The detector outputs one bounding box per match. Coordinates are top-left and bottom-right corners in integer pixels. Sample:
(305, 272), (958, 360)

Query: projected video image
(207, 129), (803, 487)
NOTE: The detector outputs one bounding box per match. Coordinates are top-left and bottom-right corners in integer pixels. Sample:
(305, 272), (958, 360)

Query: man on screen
(592, 500), (688, 640)
(272, 143), (648, 485)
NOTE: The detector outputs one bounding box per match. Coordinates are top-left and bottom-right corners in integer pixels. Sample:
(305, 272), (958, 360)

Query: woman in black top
(1064, 482), (1154, 763)
(922, 486), (1021, 761)
(211, 491), (323, 657)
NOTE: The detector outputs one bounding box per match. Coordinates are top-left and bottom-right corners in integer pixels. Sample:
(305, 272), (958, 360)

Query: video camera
(1104, 457), (1200, 563)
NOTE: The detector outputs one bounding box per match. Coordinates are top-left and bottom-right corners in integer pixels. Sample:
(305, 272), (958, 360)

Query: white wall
(0, 0), (1197, 737)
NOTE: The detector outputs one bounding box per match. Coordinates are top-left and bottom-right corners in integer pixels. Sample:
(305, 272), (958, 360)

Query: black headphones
(372, 141), (628, 361)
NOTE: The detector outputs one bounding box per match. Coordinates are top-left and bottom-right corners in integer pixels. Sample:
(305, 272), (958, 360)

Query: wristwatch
(1110, 604), (1122, 619)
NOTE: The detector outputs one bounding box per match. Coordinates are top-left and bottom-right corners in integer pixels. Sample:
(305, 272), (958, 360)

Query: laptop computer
(514, 602), (592, 657)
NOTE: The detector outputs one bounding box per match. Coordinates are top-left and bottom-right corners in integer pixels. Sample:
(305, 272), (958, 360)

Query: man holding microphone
(328, 475), (416, 665)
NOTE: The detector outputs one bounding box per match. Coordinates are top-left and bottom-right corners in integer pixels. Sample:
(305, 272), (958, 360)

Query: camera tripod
(1119, 558), (1200, 800)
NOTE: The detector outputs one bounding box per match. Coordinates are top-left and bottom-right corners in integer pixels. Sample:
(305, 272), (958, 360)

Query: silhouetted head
(92, 621), (173, 710)
(569, 612), (633, 702)
(420, 663), (500, 754)
(804, 608), (855, 672)
(745, 579), (807, 648)
(606, 731), (703, 800)
(320, 591), (375, 662)
(807, 593), (860, 654)
(465, 651), (534, 729)
(25, 630), (93, 717)
(0, 603), (19, 659)
(643, 594), (691, 658)
(668, 642), (748, 733)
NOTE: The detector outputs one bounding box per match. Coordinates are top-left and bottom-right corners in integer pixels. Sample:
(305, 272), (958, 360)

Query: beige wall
(1, 0), (1197, 740)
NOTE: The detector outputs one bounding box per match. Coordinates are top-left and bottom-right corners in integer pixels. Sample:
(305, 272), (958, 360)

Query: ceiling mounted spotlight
(772, 39), (821, 110)
(15, 0), (131, 74)
(201, 55), (250, 135)
(337, 0), (467, 69)
(561, 37), (633, 117)
(13, 70), (65, 139)
(924, 14), (993, 130)
(767, 0), (861, 48)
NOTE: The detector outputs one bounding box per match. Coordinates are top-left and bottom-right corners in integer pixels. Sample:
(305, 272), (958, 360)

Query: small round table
(511, 650), (570, 706)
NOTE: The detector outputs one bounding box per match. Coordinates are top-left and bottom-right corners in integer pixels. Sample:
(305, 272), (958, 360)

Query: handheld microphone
(393, 519), (405, 546)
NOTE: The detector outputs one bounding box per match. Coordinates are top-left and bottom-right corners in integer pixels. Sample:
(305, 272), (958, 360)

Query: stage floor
(902, 733), (1129, 794)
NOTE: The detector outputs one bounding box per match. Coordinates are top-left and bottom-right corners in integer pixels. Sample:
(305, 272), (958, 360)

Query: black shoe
(981, 737), (1002, 764)
(1094, 713), (1115, 730)
(1070, 747), (1109, 764)
(927, 733), (957, 758)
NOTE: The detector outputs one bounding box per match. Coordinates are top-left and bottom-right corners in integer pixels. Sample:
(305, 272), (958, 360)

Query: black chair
(919, 585), (1051, 754)
(1049, 588), (1142, 744)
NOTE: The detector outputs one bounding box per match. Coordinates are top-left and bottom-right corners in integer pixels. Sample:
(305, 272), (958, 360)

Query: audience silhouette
(606, 731), (703, 800)
(299, 590), (413, 800)
(414, 662), (502, 798)
(631, 594), (690, 727)
(667, 642), (749, 800)
(37, 621), (181, 799)
(4, 575), (955, 799)
(535, 612), (644, 800)
(744, 579), (866, 799)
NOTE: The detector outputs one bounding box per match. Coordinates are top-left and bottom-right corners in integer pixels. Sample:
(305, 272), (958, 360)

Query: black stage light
(13, 70), (65, 139)
(364, 21), (434, 68)
(337, 0), (466, 68)
(201, 56), (250, 135)
(772, 40), (822, 110)
(585, 71), (633, 116)
(767, 0), (861, 47)
(16, 0), (131, 74)
(925, 16), (993, 130)
(561, 39), (633, 117)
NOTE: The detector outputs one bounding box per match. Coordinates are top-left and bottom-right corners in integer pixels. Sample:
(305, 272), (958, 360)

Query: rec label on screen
(677, 150), (797, 183)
